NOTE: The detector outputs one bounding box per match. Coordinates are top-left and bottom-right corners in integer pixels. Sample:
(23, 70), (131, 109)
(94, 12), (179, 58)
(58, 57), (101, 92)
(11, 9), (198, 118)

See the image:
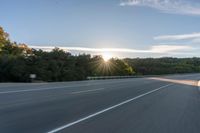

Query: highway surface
(0, 74), (200, 133)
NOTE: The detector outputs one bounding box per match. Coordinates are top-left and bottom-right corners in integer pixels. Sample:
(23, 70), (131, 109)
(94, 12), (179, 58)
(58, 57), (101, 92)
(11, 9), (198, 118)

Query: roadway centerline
(0, 86), (80, 94)
(0, 79), (146, 94)
(47, 83), (173, 133)
(71, 88), (105, 94)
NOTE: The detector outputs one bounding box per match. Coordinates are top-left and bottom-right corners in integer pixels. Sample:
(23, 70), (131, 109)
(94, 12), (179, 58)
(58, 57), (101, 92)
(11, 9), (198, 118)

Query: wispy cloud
(29, 45), (193, 54)
(120, 0), (200, 15)
(30, 46), (148, 53)
(154, 33), (200, 41)
(150, 45), (192, 53)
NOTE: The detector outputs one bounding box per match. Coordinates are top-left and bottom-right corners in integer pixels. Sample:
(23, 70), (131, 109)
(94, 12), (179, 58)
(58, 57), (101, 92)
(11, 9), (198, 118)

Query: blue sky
(1, 0), (200, 58)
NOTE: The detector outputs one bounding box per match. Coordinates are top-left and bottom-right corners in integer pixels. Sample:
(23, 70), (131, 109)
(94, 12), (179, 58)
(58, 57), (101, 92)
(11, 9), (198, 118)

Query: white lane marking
(0, 83), (48, 88)
(0, 87), (66, 94)
(0, 85), (89, 94)
(47, 83), (173, 133)
(71, 88), (105, 94)
(0, 79), (142, 94)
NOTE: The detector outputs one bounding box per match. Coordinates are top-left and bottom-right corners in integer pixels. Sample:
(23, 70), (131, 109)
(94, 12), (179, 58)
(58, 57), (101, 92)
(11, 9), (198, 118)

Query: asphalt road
(1, 74), (200, 133)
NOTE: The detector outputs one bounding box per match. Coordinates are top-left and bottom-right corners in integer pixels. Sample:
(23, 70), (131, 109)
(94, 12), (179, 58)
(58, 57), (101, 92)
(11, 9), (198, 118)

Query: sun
(102, 52), (112, 62)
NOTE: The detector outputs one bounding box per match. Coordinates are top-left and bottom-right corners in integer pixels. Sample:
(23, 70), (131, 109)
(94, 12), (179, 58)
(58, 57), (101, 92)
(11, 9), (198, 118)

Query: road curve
(0, 73), (200, 133)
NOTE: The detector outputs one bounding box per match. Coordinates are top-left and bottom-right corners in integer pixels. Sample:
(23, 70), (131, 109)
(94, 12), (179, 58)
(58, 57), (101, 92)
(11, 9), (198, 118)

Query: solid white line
(71, 88), (105, 94)
(47, 83), (173, 133)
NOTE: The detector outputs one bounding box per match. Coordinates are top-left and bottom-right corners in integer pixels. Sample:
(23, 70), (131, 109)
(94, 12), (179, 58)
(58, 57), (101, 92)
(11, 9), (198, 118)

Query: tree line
(0, 27), (134, 82)
(125, 58), (200, 75)
(0, 26), (200, 82)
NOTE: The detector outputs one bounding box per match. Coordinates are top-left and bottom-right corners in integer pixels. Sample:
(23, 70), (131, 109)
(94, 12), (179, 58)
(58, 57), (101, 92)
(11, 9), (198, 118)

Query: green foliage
(0, 42), (135, 82)
(125, 57), (200, 75)
(89, 56), (134, 76)
(0, 26), (9, 51)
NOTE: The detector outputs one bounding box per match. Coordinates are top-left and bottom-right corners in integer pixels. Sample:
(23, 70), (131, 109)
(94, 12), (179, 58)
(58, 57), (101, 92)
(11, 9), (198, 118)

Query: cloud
(120, 0), (200, 15)
(154, 32), (200, 45)
(150, 45), (193, 53)
(29, 45), (193, 54)
(30, 46), (149, 53)
(192, 38), (200, 43)
(154, 33), (200, 41)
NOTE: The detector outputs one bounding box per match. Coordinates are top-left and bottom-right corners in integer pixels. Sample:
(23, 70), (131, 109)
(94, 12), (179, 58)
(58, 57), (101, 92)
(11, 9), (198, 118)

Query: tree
(0, 26), (9, 51)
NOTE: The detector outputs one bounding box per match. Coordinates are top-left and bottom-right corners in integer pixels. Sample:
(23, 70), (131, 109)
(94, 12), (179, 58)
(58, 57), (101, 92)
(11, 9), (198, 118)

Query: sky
(0, 0), (200, 58)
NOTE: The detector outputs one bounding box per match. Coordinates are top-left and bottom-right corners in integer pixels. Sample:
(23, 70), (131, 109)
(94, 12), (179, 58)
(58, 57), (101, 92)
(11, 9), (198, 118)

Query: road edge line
(47, 83), (173, 133)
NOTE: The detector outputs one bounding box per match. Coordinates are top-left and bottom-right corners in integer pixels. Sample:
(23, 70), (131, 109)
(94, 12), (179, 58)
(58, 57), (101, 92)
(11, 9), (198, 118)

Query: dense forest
(125, 58), (200, 75)
(0, 27), (134, 82)
(0, 26), (200, 82)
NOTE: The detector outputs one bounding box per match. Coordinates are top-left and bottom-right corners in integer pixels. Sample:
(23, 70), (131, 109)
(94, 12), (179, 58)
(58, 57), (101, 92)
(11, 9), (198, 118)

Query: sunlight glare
(102, 53), (112, 62)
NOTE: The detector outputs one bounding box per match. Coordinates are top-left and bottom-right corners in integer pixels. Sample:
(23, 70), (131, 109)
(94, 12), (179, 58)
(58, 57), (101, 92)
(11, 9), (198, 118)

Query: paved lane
(0, 74), (200, 133)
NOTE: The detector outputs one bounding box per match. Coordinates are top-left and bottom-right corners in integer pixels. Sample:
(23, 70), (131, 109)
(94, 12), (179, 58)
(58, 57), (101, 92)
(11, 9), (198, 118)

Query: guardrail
(87, 73), (199, 80)
(87, 76), (138, 80)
